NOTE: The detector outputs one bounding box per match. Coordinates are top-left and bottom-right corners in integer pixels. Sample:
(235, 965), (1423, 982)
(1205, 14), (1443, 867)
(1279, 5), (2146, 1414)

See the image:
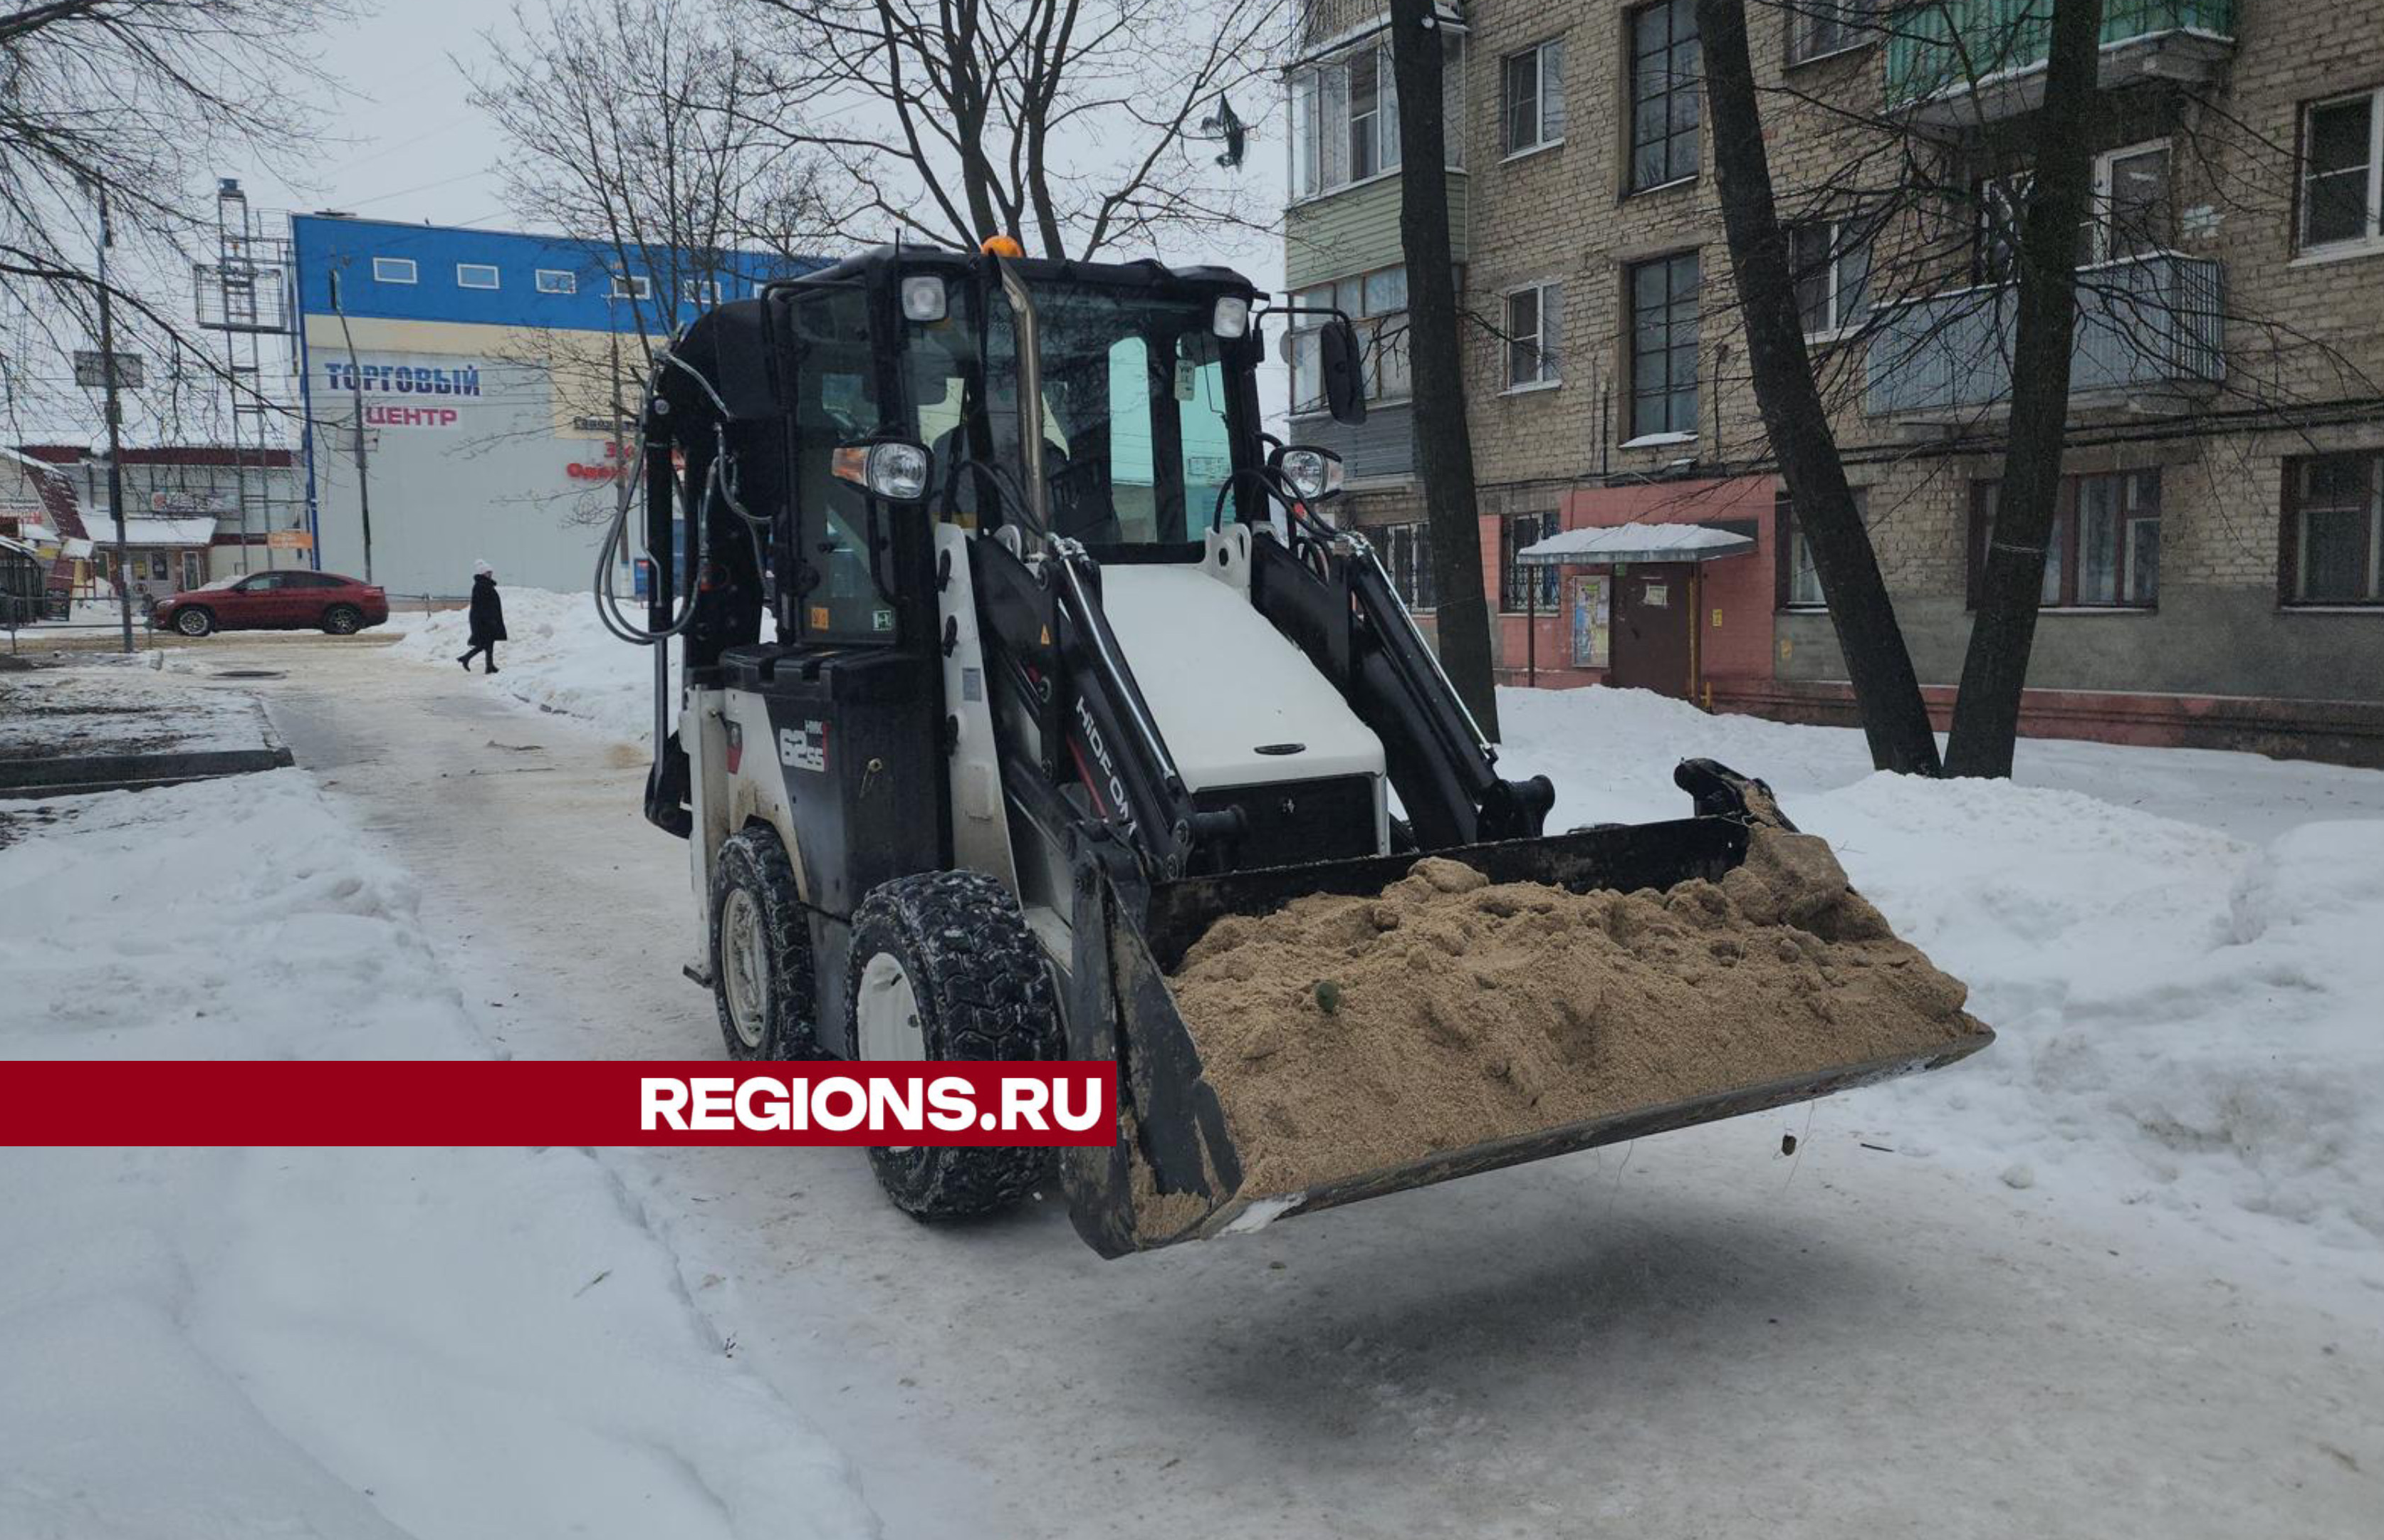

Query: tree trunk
(1387, 0), (1500, 742)
(1695, 0), (1942, 775)
(1943, 0), (2106, 777)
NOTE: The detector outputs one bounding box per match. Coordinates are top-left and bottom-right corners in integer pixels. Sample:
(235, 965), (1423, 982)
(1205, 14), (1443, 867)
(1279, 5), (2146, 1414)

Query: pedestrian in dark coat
(458, 560), (507, 674)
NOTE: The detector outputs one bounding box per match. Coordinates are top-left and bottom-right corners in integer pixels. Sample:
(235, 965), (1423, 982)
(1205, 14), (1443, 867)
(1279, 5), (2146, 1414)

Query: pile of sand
(1167, 830), (1984, 1199)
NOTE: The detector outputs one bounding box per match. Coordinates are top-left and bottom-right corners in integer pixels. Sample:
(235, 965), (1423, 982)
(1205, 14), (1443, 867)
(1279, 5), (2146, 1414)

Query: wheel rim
(177, 611), (207, 636)
(327, 608), (357, 633)
(855, 950), (926, 1060)
(720, 888), (770, 1051)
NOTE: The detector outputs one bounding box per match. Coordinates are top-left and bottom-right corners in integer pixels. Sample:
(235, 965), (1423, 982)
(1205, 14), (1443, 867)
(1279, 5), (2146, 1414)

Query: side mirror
(1270, 444), (1345, 503)
(832, 438), (931, 503)
(1319, 316), (1369, 426)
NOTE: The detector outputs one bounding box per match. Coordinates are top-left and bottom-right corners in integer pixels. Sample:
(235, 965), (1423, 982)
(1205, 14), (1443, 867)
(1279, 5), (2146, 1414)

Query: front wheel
(174, 607), (214, 638)
(708, 825), (820, 1060)
(849, 870), (1060, 1220)
(321, 604), (362, 635)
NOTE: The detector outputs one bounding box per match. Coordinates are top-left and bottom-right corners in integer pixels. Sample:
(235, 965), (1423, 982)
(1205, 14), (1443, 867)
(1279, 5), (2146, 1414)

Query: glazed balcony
(1884, 0), (2237, 127)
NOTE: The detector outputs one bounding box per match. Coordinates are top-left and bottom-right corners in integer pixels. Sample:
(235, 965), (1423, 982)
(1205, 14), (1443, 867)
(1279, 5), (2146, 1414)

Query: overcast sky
(20, 2), (1289, 443)
(242, 2), (1287, 281)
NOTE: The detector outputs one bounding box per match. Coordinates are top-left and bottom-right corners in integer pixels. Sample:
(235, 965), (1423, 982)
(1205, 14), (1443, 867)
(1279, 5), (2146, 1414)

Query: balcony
(1290, 400), (1416, 484)
(1864, 251), (2224, 420)
(1884, 0), (2237, 126)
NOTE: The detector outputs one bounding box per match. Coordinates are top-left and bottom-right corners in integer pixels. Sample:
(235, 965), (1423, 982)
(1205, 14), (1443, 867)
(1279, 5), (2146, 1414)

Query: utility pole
(329, 265), (374, 583)
(91, 182), (133, 654)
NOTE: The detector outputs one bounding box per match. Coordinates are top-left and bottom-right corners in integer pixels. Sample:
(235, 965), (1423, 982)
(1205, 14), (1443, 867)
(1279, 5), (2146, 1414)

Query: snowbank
(387, 587), (672, 743)
(1506, 683), (2384, 1279)
(0, 772), (877, 1539)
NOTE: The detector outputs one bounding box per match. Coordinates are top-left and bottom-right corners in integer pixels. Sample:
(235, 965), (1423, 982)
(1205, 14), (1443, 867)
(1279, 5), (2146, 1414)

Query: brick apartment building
(1282, 1), (2384, 764)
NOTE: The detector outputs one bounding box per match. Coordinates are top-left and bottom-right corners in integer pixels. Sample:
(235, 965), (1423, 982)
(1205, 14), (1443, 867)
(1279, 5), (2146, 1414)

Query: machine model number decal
(1071, 699), (1134, 834)
(778, 719), (829, 774)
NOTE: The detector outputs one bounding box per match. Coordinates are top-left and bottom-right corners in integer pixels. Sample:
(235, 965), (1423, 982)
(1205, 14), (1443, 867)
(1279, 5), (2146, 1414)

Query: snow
(1497, 684), (2384, 1289)
(388, 586), (681, 745)
(0, 770), (879, 1539)
(376, 598), (2384, 1289)
(0, 664), (281, 762)
(278, 640), (2383, 1534)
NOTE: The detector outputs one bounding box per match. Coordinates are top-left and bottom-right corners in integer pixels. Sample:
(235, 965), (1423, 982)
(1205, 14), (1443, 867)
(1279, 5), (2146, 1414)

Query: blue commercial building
(288, 214), (816, 596)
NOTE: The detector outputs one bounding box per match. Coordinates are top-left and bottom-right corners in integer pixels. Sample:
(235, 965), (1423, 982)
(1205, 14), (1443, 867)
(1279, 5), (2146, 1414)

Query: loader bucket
(1057, 761), (1993, 1258)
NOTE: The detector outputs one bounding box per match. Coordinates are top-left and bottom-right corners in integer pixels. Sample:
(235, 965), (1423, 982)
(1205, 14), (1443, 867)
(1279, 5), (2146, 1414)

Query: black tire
(708, 824), (820, 1060)
(848, 870), (1060, 1220)
(174, 607), (214, 638)
(321, 604), (362, 635)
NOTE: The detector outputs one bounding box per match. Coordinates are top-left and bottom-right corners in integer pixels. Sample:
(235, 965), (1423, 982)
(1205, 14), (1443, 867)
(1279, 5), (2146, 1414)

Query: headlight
(900, 275), (948, 323)
(1213, 295), (1251, 338)
(833, 439), (932, 502)
(1275, 446), (1344, 501)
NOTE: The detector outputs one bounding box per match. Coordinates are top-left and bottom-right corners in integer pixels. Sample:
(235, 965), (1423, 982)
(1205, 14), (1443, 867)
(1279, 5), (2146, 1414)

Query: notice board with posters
(1570, 575), (1611, 669)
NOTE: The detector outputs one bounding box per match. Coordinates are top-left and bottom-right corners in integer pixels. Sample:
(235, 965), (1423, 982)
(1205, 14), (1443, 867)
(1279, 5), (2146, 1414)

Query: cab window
(788, 282), (899, 642)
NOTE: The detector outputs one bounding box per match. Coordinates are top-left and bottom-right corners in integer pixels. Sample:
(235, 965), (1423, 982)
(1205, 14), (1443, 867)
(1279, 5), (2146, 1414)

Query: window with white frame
(1290, 266), (1413, 414)
(2301, 86), (2384, 253)
(2092, 140), (2173, 262)
(1790, 218), (1871, 337)
(1501, 38), (1566, 156)
(679, 277), (723, 305)
(1788, 0), (1872, 66)
(1628, 0), (1700, 192)
(535, 268), (577, 294)
(1289, 42), (1401, 199)
(1503, 283), (1561, 389)
(1628, 252), (1700, 437)
(610, 273), (652, 300)
(371, 256), (417, 284)
(456, 263), (500, 290)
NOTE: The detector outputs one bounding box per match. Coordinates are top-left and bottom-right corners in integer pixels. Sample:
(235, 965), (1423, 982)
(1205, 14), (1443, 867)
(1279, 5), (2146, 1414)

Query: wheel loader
(601, 241), (1990, 1257)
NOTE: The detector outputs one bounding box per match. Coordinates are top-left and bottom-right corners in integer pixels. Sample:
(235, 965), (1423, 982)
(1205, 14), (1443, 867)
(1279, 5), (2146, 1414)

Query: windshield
(904, 275), (1247, 548)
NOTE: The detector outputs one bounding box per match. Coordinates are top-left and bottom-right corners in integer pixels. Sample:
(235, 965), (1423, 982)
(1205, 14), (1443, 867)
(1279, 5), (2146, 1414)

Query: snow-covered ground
(390, 586), (772, 744)
(8, 613), (2382, 1537)
(0, 768), (876, 1538)
(394, 587), (2384, 1301)
(1495, 687), (2384, 1294)
(0, 659), (281, 762)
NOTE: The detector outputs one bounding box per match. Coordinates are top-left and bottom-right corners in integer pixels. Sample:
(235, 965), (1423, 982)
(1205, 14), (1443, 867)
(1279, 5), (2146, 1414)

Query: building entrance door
(1608, 563), (1694, 698)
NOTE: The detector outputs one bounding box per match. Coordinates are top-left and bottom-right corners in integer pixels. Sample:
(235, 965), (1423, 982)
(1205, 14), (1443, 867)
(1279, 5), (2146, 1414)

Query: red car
(152, 570), (390, 637)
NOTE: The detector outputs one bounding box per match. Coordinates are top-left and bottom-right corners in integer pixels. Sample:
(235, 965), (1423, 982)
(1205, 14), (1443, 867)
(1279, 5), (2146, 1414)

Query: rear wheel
(708, 825), (820, 1059)
(321, 604), (362, 635)
(174, 607), (214, 638)
(849, 870), (1059, 1220)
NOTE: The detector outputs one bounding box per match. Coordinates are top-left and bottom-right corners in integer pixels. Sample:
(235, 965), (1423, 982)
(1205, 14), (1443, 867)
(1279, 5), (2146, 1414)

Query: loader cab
(764, 249), (1272, 625)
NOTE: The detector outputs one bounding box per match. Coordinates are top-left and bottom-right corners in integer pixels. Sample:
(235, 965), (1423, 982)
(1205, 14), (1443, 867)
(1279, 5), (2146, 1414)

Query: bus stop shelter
(1514, 520), (1756, 695)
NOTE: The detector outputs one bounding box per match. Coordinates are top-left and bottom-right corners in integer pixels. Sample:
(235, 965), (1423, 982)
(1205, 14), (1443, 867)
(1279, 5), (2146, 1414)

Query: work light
(832, 440), (932, 502)
(901, 276), (948, 323)
(1212, 295), (1251, 338)
(1275, 446), (1343, 501)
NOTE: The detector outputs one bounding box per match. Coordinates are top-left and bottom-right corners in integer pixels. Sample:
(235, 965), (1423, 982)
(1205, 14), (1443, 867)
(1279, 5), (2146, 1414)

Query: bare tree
(1385, 0), (1497, 738)
(1690, 0), (2377, 777)
(1698, 0), (1942, 774)
(0, 0), (345, 429)
(466, 0), (835, 513)
(742, 0), (1287, 260)
(1933, 0), (2105, 775)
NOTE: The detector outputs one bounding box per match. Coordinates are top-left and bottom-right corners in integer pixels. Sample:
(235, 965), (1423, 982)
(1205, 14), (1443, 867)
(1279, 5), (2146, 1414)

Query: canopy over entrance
(1517, 520), (1754, 567)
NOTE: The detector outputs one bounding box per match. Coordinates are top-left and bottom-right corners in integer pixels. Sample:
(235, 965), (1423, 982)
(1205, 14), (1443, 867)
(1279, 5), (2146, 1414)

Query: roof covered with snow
(1515, 520), (1756, 566)
(101, 514), (220, 546)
